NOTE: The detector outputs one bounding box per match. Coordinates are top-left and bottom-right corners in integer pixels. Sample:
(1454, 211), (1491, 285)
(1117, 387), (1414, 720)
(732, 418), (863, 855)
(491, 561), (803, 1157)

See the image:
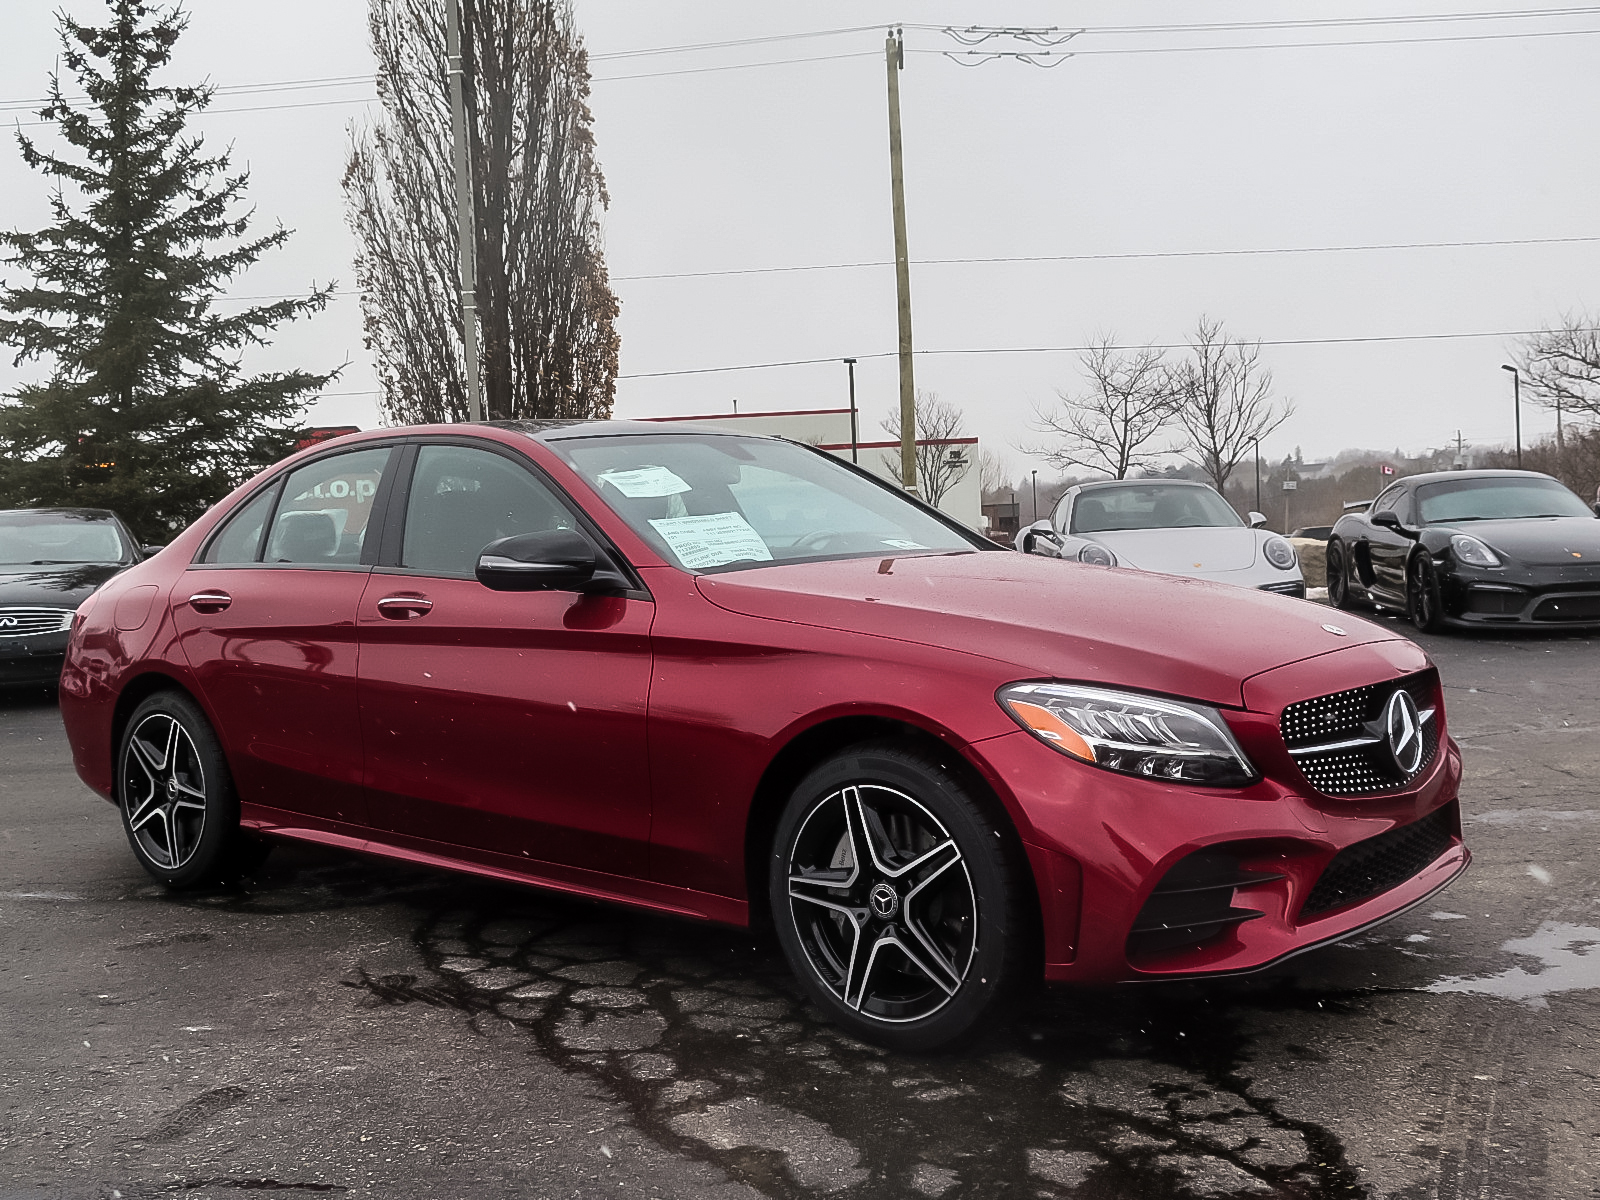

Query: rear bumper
(971, 726), (1465, 984)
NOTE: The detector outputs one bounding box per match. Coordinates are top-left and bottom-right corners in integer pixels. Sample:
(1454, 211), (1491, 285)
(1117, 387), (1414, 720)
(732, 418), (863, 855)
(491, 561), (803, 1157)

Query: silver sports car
(1019, 479), (1305, 597)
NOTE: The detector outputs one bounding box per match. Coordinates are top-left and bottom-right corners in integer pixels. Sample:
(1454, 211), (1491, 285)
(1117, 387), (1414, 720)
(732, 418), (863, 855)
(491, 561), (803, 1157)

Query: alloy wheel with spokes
(788, 783), (977, 1023)
(770, 741), (1025, 1051)
(123, 712), (209, 871)
(117, 691), (265, 887)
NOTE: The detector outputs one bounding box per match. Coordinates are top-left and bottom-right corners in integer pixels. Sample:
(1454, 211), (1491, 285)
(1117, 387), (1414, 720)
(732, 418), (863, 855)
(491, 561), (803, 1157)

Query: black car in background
(1327, 470), (1600, 632)
(0, 508), (145, 687)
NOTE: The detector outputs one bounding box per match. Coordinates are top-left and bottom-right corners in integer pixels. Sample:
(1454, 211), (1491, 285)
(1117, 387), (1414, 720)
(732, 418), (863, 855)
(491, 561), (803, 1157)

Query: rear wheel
(1326, 539), (1355, 609)
(1408, 556), (1445, 634)
(117, 692), (271, 888)
(769, 741), (1026, 1052)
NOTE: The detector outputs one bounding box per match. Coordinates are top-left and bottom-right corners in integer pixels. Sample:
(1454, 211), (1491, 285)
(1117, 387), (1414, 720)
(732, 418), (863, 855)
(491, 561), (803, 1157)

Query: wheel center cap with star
(868, 881), (900, 920)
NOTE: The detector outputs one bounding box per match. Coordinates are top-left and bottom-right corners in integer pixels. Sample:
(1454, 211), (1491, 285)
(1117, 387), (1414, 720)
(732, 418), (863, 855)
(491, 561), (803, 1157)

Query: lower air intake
(1300, 804), (1456, 919)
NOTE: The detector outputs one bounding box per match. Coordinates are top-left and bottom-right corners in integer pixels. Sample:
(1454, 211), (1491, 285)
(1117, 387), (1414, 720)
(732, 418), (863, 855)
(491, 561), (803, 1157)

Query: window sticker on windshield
(882, 538), (927, 550)
(648, 512), (773, 569)
(599, 466), (693, 499)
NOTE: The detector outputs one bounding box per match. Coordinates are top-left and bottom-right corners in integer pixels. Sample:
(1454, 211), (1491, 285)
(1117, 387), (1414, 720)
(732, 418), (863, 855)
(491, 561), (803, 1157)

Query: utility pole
(1500, 363), (1521, 467)
(447, 0), (482, 422)
(1253, 436), (1261, 515)
(842, 359), (859, 463)
(885, 27), (917, 495)
(1031, 470), (1038, 523)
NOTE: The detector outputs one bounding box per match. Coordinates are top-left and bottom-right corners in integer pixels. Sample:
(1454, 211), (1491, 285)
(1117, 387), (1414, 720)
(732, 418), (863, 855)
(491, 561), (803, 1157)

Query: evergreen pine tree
(0, 0), (338, 540)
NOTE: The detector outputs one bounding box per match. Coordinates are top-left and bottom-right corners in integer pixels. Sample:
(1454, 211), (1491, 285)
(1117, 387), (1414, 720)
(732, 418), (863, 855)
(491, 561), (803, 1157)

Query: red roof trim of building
(817, 437), (979, 451)
(640, 408), (853, 423)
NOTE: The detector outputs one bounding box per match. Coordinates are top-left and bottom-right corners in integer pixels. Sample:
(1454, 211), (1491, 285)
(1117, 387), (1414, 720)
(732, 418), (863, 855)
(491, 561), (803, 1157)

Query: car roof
(487, 419), (774, 443)
(1075, 478), (1218, 493)
(0, 506), (123, 519)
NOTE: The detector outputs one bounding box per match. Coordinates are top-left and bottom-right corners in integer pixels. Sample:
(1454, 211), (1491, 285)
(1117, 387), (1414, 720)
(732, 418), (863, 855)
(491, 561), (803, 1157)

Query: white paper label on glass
(881, 539), (927, 550)
(598, 466), (692, 499)
(648, 512), (773, 570)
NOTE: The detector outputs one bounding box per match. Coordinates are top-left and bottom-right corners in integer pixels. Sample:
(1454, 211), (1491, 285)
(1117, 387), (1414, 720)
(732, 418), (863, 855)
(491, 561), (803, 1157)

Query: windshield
(553, 434), (981, 572)
(1071, 484), (1243, 534)
(0, 511), (130, 566)
(1417, 477), (1594, 523)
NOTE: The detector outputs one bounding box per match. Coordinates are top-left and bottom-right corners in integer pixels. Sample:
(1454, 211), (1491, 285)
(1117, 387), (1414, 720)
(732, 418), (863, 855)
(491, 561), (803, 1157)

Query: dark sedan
(1327, 470), (1600, 631)
(0, 508), (144, 687)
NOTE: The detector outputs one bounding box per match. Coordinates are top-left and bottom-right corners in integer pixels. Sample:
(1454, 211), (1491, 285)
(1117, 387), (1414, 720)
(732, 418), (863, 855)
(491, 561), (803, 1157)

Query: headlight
(997, 682), (1258, 787)
(1450, 533), (1501, 567)
(1262, 535), (1296, 570)
(1076, 543), (1116, 567)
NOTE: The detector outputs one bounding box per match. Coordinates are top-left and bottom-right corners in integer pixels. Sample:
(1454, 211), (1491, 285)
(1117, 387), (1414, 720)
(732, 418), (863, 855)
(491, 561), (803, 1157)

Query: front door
(173, 445), (398, 826)
(356, 442), (654, 877)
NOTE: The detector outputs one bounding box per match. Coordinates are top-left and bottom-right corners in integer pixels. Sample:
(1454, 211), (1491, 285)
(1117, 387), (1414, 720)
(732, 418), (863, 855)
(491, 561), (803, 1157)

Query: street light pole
(1253, 436), (1261, 515)
(1031, 470), (1038, 523)
(1500, 363), (1521, 467)
(842, 359), (859, 463)
(447, 0), (481, 422)
(885, 27), (917, 495)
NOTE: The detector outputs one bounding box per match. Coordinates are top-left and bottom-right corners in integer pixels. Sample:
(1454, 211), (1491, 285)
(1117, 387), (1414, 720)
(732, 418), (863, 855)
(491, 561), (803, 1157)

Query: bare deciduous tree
(1171, 317), (1291, 494)
(881, 392), (971, 507)
(1026, 337), (1174, 480)
(344, 0), (619, 424)
(1516, 313), (1600, 429)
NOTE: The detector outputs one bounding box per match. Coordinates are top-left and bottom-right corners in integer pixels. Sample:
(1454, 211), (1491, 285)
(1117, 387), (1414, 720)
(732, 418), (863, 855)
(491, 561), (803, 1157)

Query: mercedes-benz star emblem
(1384, 688), (1425, 776)
(868, 882), (899, 920)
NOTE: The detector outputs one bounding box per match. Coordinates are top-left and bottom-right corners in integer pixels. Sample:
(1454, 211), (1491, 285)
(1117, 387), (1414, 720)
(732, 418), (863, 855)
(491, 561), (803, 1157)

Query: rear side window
(202, 484), (280, 564)
(400, 444), (578, 576)
(263, 447), (394, 566)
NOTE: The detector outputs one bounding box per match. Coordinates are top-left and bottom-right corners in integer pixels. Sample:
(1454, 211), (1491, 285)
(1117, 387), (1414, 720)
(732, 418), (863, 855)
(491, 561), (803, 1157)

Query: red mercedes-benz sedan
(60, 422), (1468, 1050)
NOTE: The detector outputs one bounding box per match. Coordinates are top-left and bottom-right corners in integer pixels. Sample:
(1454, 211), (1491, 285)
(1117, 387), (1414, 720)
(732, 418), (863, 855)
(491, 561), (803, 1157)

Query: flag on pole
(1379, 463), (1396, 476)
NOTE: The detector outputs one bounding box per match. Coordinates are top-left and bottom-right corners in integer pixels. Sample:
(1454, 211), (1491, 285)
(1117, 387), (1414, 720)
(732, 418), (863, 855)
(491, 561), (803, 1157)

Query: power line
(615, 328), (1595, 380)
(611, 235), (1600, 282)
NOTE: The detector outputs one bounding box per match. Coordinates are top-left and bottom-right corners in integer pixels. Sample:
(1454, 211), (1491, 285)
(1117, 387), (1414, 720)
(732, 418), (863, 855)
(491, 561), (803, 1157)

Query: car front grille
(1259, 581), (1307, 598)
(0, 607), (74, 638)
(1532, 593), (1600, 622)
(1300, 803), (1456, 918)
(1280, 672), (1439, 796)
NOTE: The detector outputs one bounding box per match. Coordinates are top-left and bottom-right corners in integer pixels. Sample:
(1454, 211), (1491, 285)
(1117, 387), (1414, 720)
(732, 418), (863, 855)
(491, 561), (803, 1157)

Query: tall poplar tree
(0, 0), (338, 539)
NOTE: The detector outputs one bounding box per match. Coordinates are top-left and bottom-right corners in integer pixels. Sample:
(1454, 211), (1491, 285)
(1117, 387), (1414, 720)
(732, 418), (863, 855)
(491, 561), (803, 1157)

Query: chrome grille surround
(1280, 672), (1439, 796)
(0, 606), (75, 638)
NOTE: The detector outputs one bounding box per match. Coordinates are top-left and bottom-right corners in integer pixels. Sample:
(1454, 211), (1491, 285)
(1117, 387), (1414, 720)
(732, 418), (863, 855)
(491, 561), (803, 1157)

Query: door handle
(188, 590), (232, 614)
(376, 595), (433, 620)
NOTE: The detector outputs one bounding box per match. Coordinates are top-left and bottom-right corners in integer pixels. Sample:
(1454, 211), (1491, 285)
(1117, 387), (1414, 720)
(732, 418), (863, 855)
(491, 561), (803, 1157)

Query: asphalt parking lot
(3, 616), (1598, 1200)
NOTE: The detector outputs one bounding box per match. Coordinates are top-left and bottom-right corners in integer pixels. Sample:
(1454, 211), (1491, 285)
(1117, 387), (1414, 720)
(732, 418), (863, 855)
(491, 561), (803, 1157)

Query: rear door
(173, 444), (398, 826)
(356, 440), (655, 877)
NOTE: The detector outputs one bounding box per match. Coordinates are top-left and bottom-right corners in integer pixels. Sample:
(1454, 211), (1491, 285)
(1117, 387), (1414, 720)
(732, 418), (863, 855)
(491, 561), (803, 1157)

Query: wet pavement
(2, 621), (1598, 1199)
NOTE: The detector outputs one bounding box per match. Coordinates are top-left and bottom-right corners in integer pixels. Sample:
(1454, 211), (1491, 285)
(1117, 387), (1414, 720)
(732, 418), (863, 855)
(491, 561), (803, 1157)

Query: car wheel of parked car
(770, 740), (1025, 1052)
(1326, 540), (1355, 609)
(1408, 556), (1444, 634)
(117, 692), (270, 888)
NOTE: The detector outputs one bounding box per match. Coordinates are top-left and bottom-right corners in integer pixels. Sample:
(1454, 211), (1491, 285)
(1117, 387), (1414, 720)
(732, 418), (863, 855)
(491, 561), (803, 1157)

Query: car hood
(0, 563), (123, 607)
(694, 551), (1397, 708)
(1441, 516), (1600, 566)
(1088, 526), (1259, 573)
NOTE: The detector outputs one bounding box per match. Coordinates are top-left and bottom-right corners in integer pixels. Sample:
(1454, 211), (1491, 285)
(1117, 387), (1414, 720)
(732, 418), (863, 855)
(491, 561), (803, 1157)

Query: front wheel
(117, 691), (271, 888)
(1408, 556), (1445, 634)
(1326, 539), (1355, 609)
(769, 741), (1027, 1052)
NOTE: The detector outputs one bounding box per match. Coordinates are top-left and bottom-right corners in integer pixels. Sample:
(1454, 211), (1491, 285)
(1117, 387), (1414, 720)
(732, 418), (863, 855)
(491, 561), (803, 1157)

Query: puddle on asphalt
(1426, 922), (1600, 1008)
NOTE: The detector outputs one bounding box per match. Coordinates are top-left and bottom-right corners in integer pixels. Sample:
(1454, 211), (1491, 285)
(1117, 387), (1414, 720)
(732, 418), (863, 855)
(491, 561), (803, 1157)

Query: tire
(1408, 555), (1445, 634)
(769, 740), (1026, 1052)
(116, 691), (271, 888)
(1326, 539), (1355, 609)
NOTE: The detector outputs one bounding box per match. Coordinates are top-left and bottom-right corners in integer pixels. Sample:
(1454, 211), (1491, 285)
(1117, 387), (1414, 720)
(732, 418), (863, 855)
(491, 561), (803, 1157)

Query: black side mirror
(1370, 511), (1400, 529)
(140, 544), (164, 558)
(1593, 503), (1600, 518)
(476, 529), (627, 593)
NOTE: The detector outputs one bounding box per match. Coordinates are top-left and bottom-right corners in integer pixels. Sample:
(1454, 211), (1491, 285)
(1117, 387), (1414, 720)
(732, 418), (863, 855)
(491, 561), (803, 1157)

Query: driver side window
(400, 444), (578, 577)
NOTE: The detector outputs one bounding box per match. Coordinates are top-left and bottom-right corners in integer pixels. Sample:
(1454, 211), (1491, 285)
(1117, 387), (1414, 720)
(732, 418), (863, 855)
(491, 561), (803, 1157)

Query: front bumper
(1439, 567), (1600, 628)
(0, 632), (68, 687)
(976, 714), (1465, 984)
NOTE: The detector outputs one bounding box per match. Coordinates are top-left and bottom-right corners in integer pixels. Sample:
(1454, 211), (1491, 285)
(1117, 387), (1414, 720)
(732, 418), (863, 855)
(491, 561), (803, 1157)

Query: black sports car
(1327, 470), (1600, 632)
(0, 508), (146, 687)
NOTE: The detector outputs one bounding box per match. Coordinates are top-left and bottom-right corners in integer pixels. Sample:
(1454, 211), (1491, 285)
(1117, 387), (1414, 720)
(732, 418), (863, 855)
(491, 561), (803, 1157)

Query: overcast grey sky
(3, 1), (1597, 480)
